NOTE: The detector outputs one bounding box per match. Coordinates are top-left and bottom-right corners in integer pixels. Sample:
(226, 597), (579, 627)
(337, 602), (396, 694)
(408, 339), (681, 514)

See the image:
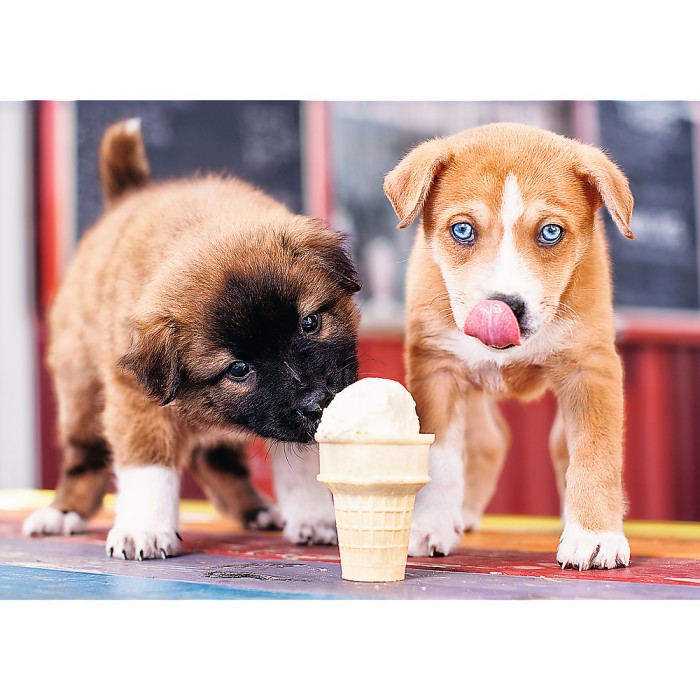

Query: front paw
(106, 527), (181, 561)
(408, 509), (463, 557)
(23, 507), (86, 536)
(461, 506), (483, 532)
(283, 517), (337, 546)
(557, 523), (630, 570)
(245, 503), (284, 531)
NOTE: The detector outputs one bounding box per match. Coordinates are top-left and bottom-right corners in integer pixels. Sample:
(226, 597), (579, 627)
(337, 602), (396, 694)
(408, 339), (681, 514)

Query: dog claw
(427, 544), (446, 557)
(109, 547), (114, 558)
(122, 550), (127, 560)
(176, 532), (183, 541)
(160, 549), (167, 559)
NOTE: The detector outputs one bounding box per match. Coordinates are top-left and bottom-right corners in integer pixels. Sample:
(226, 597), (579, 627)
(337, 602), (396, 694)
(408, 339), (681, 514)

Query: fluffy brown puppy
(384, 122), (634, 569)
(24, 119), (361, 559)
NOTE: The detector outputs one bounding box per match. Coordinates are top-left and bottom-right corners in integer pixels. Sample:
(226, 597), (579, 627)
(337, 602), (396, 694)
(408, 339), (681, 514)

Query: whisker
(284, 361), (302, 383)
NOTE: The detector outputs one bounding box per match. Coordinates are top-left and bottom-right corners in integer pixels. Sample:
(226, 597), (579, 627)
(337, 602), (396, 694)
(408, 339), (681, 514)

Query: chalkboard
(599, 101), (699, 310)
(76, 101), (302, 237)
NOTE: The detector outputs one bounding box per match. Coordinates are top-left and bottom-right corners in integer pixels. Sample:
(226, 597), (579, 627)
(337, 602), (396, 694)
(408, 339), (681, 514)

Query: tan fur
(45, 120), (359, 526)
(386, 123), (634, 567)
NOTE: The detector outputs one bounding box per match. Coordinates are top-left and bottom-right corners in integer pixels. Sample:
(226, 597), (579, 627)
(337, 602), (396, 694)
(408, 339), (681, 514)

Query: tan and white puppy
(384, 122), (635, 569)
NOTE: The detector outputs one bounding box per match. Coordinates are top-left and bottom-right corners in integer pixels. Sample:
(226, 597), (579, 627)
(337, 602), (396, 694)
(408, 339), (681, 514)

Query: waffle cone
(317, 436), (433, 582)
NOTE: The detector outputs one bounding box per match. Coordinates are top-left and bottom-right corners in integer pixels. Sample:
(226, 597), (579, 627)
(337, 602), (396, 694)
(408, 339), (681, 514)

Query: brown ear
(383, 138), (452, 228)
(294, 218), (362, 294)
(575, 143), (635, 240)
(118, 315), (182, 406)
(314, 231), (362, 294)
(316, 237), (362, 294)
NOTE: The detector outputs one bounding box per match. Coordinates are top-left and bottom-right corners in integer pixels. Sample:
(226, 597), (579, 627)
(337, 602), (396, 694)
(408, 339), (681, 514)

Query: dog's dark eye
(300, 313), (321, 334)
(227, 361), (251, 380)
(451, 222), (475, 244)
(538, 224), (564, 245)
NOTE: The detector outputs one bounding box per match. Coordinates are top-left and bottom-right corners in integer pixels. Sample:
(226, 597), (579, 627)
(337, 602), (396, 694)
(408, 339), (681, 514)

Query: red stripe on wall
(35, 101), (62, 490)
(304, 101), (333, 222)
(36, 101), (61, 315)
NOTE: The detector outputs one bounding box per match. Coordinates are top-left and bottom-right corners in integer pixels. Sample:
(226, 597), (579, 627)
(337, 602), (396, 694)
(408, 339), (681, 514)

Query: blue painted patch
(0, 564), (333, 600)
(3, 535), (700, 599)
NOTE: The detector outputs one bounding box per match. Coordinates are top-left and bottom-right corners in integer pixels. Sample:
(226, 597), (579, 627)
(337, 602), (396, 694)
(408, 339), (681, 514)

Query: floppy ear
(319, 244), (362, 294)
(118, 315), (182, 406)
(295, 218), (362, 294)
(383, 137), (452, 228)
(575, 143), (635, 240)
(317, 238), (362, 294)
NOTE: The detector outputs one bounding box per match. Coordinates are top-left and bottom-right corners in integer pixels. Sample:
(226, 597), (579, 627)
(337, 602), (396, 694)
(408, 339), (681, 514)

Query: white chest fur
(430, 322), (567, 394)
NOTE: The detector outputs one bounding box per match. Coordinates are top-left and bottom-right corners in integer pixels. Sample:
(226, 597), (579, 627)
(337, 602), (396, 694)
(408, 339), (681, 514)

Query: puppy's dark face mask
(119, 223), (361, 443)
(197, 271), (360, 443)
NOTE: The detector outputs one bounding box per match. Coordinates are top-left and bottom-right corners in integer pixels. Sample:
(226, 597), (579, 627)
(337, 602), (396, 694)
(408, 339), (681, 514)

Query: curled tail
(99, 118), (150, 207)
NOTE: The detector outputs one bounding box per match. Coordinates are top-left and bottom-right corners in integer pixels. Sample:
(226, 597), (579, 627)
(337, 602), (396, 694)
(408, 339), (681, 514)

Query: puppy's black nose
(489, 294), (526, 322)
(298, 388), (332, 421)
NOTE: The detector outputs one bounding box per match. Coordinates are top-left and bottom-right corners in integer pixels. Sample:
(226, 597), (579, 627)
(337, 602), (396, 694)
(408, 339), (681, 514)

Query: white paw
(22, 507), (87, 537)
(283, 516), (337, 546)
(106, 527), (181, 560)
(270, 443), (337, 544)
(408, 508), (463, 557)
(109, 465), (181, 561)
(462, 506), (483, 532)
(246, 503), (284, 530)
(557, 523), (631, 570)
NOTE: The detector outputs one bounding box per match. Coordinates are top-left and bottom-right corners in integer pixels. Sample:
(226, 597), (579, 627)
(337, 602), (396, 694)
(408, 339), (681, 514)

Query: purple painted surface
(2, 536), (700, 599)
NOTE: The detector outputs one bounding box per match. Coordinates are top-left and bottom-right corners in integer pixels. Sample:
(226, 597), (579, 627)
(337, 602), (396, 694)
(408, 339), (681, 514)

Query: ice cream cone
(317, 435), (434, 582)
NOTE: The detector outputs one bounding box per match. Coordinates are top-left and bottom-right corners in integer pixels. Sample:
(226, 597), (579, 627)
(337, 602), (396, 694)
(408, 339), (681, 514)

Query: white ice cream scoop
(315, 377), (420, 442)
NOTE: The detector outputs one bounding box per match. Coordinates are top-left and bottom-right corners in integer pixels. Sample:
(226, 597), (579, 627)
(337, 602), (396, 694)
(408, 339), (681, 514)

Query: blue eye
(451, 222), (475, 244)
(538, 224), (564, 245)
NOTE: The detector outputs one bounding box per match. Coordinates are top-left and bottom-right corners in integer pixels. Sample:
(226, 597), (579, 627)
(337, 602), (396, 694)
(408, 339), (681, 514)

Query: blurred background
(2, 100), (699, 521)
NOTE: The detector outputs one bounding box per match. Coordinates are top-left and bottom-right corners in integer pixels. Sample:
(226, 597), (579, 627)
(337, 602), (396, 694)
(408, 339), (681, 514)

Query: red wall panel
(36, 331), (700, 521)
(353, 334), (700, 522)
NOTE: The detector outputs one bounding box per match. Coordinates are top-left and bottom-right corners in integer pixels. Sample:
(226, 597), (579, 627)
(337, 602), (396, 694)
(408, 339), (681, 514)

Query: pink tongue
(464, 300), (521, 348)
